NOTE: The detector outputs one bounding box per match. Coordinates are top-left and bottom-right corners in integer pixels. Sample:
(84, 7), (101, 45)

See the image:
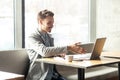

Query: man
(26, 9), (85, 80)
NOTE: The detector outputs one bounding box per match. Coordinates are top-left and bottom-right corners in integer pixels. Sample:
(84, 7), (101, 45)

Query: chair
(0, 49), (30, 80)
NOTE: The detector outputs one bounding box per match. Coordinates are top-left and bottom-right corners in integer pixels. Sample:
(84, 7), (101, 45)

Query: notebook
(73, 37), (106, 60)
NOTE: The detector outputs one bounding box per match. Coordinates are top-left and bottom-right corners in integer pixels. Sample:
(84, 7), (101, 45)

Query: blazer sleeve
(27, 34), (68, 57)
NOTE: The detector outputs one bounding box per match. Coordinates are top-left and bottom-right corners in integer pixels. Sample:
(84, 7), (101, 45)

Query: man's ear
(38, 19), (42, 24)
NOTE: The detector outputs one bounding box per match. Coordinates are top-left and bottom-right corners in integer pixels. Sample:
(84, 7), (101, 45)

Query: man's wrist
(67, 46), (71, 51)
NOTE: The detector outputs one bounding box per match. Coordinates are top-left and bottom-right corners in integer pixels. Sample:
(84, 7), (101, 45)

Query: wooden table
(102, 51), (120, 59)
(36, 56), (120, 80)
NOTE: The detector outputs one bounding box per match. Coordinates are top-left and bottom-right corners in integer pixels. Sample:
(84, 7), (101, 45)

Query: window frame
(14, 0), (25, 48)
(89, 0), (97, 42)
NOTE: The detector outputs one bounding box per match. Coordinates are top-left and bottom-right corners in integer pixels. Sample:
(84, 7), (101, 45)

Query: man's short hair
(37, 9), (54, 22)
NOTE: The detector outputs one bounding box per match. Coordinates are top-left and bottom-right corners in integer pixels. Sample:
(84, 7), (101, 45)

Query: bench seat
(0, 50), (29, 80)
(0, 71), (24, 80)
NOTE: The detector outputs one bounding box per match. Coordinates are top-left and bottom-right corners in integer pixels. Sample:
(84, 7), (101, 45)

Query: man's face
(40, 16), (54, 33)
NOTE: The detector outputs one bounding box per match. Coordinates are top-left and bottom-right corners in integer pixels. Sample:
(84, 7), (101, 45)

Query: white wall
(96, 0), (120, 51)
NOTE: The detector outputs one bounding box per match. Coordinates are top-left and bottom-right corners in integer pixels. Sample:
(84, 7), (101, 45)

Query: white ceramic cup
(65, 55), (73, 62)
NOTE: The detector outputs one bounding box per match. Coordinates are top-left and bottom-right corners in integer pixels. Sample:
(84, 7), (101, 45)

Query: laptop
(73, 37), (106, 60)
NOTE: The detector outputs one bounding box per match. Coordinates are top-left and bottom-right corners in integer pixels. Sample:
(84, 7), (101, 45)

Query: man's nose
(51, 24), (54, 28)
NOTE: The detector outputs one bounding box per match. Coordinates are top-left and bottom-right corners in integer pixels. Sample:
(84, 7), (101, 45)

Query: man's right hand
(67, 42), (86, 54)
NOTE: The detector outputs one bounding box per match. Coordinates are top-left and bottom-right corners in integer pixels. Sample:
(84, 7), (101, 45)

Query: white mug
(65, 55), (73, 62)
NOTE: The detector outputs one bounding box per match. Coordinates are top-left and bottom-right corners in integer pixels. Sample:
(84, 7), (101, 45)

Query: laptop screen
(90, 37), (106, 60)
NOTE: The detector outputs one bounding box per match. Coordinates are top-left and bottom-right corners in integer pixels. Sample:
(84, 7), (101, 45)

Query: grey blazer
(26, 29), (67, 80)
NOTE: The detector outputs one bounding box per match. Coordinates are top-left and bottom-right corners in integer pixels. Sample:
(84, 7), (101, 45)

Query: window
(0, 0), (14, 50)
(25, 0), (89, 46)
(96, 0), (120, 51)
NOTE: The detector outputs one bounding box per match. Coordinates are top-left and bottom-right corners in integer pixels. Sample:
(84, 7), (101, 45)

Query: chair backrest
(0, 49), (30, 77)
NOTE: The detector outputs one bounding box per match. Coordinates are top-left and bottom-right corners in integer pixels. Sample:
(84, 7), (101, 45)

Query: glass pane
(0, 0), (14, 50)
(96, 0), (120, 51)
(25, 0), (89, 46)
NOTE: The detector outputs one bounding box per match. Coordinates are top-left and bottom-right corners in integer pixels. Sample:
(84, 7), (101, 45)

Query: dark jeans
(51, 76), (66, 80)
(51, 71), (66, 80)
(51, 65), (66, 80)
